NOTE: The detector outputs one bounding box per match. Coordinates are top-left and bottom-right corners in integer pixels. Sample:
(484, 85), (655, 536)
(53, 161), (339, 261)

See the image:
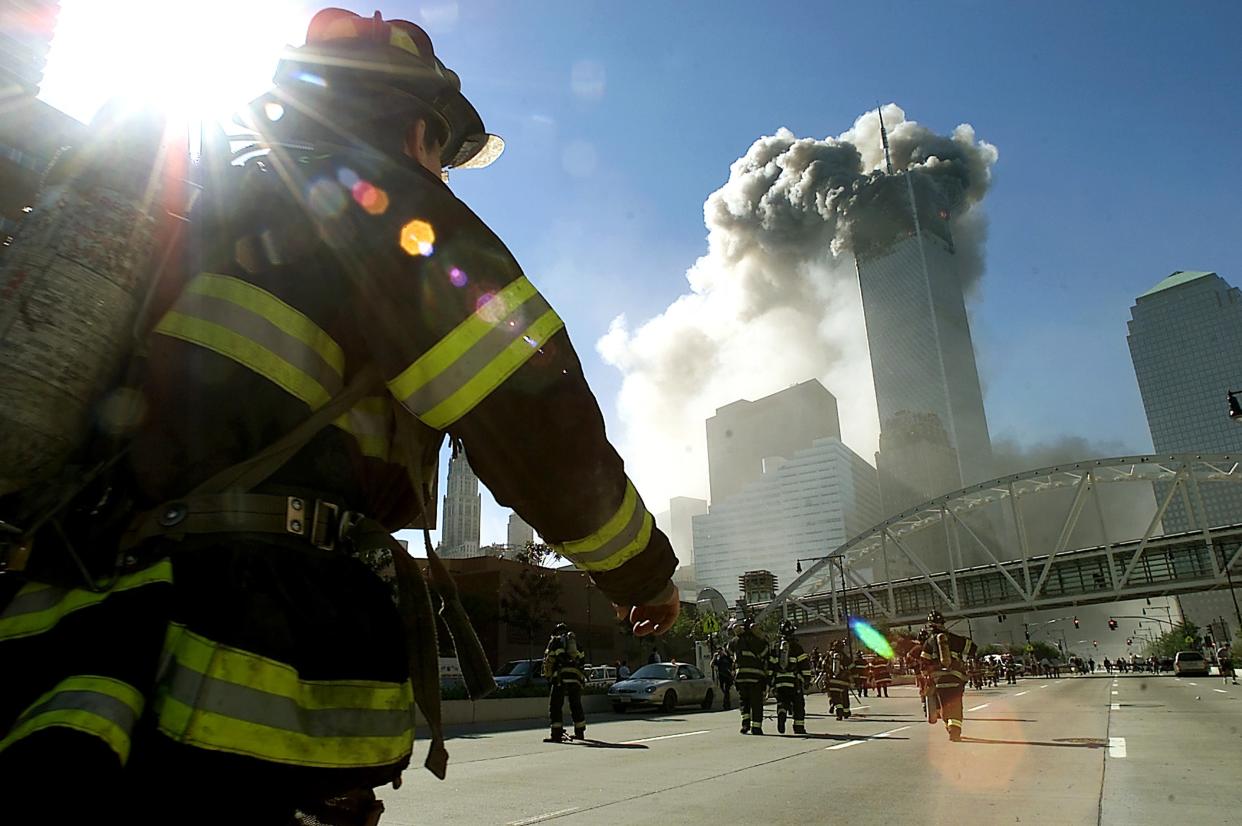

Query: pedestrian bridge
(756, 454), (1242, 631)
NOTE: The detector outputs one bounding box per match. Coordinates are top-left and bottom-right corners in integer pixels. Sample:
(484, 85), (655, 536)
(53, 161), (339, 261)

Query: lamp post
(796, 555), (852, 658)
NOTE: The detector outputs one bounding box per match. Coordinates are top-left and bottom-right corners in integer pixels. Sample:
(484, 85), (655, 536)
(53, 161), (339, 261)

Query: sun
(39, 0), (311, 127)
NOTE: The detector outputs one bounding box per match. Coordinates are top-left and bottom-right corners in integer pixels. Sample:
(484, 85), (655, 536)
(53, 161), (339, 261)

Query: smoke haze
(598, 105), (999, 510)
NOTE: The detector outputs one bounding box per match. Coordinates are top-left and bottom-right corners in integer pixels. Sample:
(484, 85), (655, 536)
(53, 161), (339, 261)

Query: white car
(1173, 650), (1209, 677)
(584, 665), (617, 689)
(607, 663), (716, 712)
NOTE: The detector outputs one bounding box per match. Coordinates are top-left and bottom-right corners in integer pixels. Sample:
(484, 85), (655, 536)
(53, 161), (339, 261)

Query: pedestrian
(648, 648), (662, 665)
(1088, 657), (1096, 674)
(768, 621), (809, 734)
(729, 618), (769, 735)
(711, 646), (735, 710)
(618, 659), (631, 680)
(544, 624), (587, 742)
(0, 8), (683, 822)
(1103, 657), (1112, 674)
(1217, 643), (1237, 685)
(919, 611), (976, 743)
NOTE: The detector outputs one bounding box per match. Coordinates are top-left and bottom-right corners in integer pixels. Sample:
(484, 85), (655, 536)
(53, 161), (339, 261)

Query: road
(378, 673), (1242, 826)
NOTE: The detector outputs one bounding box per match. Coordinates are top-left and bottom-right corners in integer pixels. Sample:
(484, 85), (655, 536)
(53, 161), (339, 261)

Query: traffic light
(1108, 618), (1118, 631)
(1073, 616), (1079, 629)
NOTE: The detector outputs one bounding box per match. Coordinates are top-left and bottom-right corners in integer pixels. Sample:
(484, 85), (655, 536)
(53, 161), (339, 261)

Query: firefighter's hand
(615, 582), (680, 637)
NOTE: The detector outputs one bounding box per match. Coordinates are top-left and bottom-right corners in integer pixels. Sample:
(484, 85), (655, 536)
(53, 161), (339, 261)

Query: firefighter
(919, 611), (976, 743)
(870, 652), (892, 698)
(711, 644), (735, 710)
(0, 9), (681, 823)
(729, 618), (769, 735)
(768, 620), (809, 734)
(907, 630), (930, 717)
(1004, 653), (1020, 685)
(966, 656), (983, 690)
(851, 650), (870, 697)
(1218, 643), (1238, 685)
(823, 640), (853, 720)
(544, 623), (587, 741)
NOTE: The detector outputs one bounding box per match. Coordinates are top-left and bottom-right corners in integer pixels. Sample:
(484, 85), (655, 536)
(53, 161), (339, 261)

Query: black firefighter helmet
(779, 619), (796, 637)
(926, 610), (947, 631)
(252, 7), (503, 170)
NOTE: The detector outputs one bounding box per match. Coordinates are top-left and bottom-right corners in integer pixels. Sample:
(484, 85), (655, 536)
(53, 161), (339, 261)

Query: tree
(498, 541), (563, 662)
(1141, 621), (1201, 660)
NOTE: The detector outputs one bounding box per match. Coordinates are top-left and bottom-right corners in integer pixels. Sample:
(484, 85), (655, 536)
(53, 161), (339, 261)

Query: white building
(438, 449), (481, 559)
(1127, 270), (1242, 637)
(692, 437), (883, 605)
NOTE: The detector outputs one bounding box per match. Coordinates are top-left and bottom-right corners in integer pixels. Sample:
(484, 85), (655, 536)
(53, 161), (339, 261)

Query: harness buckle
(310, 500), (340, 551)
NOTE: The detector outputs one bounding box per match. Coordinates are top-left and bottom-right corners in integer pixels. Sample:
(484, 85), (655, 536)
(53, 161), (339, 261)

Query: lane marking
(1014, 690), (1029, 696)
(622, 730), (709, 744)
(968, 703), (990, 712)
(826, 725), (909, 751)
(1108, 737), (1127, 758)
(1214, 689), (1229, 694)
(1110, 703), (1121, 710)
(508, 808), (580, 825)
(1188, 682), (1198, 686)
(1111, 691), (1119, 695)
(1040, 685), (1049, 689)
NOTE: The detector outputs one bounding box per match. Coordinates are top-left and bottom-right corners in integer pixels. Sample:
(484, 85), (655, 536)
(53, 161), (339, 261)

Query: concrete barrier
(415, 694), (614, 728)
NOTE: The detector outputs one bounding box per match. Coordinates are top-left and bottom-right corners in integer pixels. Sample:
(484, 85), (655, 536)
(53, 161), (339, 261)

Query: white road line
(968, 703), (990, 712)
(1108, 737), (1127, 758)
(1189, 682), (1198, 686)
(1040, 684), (1049, 689)
(1214, 689), (1229, 694)
(508, 808), (580, 826)
(1014, 690), (1029, 696)
(621, 730), (709, 744)
(1111, 691), (1119, 695)
(854, 705), (870, 710)
(826, 725), (909, 751)
(1110, 703), (1121, 710)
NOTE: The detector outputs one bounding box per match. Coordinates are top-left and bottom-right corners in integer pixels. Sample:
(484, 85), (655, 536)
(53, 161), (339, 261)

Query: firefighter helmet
(779, 620), (796, 637)
(255, 7), (503, 170)
(554, 622), (569, 635)
(926, 610), (946, 630)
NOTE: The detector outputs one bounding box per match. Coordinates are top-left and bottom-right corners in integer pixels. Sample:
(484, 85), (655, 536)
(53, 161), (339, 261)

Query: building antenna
(877, 103), (894, 175)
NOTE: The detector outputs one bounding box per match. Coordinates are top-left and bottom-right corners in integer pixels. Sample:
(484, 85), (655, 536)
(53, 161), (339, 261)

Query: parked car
(494, 659), (548, 690)
(584, 665), (617, 689)
(1173, 650), (1209, 677)
(607, 662), (715, 712)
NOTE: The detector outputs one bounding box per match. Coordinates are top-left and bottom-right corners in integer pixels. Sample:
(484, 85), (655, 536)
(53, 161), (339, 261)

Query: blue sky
(40, 2), (1242, 546)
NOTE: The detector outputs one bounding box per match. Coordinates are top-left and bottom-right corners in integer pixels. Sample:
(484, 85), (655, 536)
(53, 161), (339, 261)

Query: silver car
(607, 662), (716, 712)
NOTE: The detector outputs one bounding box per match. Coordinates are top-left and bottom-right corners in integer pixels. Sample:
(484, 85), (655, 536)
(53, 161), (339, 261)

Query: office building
(705, 380), (840, 505)
(693, 436), (883, 605)
(852, 173), (993, 514)
(439, 449), (481, 558)
(1127, 270), (1242, 635)
(506, 512), (534, 548)
(1, 0), (60, 96)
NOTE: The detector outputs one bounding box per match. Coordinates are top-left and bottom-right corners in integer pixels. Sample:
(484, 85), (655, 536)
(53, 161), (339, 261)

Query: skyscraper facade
(1, 1), (60, 96)
(439, 449), (481, 558)
(705, 379), (841, 505)
(506, 512), (534, 548)
(853, 174), (993, 515)
(1127, 270), (1242, 635)
(692, 437), (883, 604)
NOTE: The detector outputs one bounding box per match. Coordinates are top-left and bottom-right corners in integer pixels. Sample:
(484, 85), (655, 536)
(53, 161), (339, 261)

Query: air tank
(0, 104), (174, 496)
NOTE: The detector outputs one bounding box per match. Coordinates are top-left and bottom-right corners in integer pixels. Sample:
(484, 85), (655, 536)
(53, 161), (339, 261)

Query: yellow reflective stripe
(390, 277), (539, 401)
(0, 560), (173, 641)
(388, 276), (565, 428)
(156, 312), (335, 409)
(155, 624), (414, 768)
(551, 480), (653, 573)
(0, 675), (144, 764)
(186, 274), (344, 374)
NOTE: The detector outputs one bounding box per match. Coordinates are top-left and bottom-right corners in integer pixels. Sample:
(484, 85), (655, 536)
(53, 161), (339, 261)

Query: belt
(122, 493), (361, 553)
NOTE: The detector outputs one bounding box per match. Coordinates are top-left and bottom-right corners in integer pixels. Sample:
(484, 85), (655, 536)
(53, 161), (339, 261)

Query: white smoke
(597, 105), (999, 509)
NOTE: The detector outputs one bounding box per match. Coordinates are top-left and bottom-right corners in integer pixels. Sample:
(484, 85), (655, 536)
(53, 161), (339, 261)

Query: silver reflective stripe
(164, 659), (412, 739)
(566, 504), (648, 565)
(1, 585), (67, 618)
(182, 292), (344, 398)
(398, 292), (554, 414)
(18, 689), (139, 733)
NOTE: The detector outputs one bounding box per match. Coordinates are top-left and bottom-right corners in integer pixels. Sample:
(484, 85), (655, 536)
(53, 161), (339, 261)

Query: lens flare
(849, 617), (894, 659)
(399, 219), (435, 256)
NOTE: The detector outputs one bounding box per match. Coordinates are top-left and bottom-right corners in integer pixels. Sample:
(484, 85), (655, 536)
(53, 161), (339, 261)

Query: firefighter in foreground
(729, 618), (769, 734)
(544, 623), (588, 741)
(919, 611), (976, 742)
(0, 8), (679, 823)
(823, 639), (853, 720)
(768, 620), (809, 735)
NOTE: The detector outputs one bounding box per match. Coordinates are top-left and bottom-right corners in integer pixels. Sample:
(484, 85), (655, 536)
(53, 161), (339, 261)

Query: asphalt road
(378, 673), (1242, 826)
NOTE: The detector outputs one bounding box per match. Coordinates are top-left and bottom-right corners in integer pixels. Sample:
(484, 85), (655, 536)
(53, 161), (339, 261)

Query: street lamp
(795, 555), (852, 657)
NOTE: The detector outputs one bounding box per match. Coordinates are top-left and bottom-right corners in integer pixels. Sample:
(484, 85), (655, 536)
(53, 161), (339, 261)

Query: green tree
(1141, 621), (1201, 660)
(498, 542), (563, 663)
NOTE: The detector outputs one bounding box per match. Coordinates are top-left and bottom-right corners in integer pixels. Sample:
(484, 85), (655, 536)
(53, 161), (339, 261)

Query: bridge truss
(755, 454), (1242, 631)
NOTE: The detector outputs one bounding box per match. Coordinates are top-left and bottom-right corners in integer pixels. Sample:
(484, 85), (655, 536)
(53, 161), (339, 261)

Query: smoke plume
(598, 105), (999, 509)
